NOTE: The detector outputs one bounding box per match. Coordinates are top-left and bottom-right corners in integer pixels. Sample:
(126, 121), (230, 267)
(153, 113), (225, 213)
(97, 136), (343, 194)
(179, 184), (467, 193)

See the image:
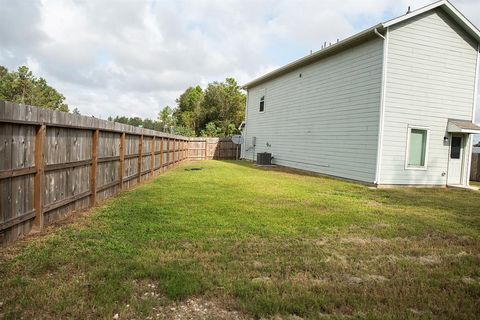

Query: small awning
(447, 119), (480, 134)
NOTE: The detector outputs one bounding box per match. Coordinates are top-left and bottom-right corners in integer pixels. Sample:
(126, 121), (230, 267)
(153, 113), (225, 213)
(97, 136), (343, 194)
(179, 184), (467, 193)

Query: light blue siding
(379, 8), (478, 185)
(242, 38), (384, 183)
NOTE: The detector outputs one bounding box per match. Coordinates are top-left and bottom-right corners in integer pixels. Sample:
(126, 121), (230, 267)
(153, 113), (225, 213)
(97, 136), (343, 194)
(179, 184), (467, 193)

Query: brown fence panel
(0, 100), (240, 246)
(188, 137), (239, 160)
(188, 138), (207, 160)
(471, 153), (480, 182)
(0, 101), (190, 246)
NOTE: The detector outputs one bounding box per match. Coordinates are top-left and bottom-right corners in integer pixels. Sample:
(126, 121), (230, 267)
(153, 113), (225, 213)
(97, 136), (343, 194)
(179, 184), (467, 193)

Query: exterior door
(447, 135), (464, 185)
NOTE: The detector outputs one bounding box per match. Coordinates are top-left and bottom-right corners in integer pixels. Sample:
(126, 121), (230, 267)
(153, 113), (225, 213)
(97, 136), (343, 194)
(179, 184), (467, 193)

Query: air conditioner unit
(256, 152), (272, 166)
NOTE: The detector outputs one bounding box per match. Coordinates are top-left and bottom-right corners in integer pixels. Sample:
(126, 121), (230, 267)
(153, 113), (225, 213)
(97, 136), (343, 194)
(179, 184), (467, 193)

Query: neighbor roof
(242, 0), (480, 90)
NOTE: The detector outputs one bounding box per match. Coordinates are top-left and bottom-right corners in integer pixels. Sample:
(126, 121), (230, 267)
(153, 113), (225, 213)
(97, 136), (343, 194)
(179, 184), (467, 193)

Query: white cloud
(0, 0), (479, 121)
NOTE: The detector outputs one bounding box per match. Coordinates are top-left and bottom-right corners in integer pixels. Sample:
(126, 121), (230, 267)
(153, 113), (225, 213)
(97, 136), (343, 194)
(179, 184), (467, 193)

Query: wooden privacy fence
(0, 101), (238, 246)
(188, 137), (240, 160)
(471, 153), (480, 182)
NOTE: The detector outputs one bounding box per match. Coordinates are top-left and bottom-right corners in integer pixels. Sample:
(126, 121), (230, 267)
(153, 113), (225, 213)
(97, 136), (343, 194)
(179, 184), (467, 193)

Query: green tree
(174, 86), (204, 133)
(128, 117), (143, 127)
(201, 78), (245, 136)
(174, 126), (196, 137)
(108, 77), (245, 137)
(158, 106), (174, 132)
(200, 122), (222, 137)
(31, 77), (69, 111)
(0, 65), (69, 111)
(142, 118), (155, 130)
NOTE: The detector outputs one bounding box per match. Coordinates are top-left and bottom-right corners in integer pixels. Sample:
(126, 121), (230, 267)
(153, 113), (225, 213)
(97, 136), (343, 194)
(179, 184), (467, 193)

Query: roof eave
(382, 0), (480, 42)
(241, 23), (384, 90)
(242, 0), (480, 91)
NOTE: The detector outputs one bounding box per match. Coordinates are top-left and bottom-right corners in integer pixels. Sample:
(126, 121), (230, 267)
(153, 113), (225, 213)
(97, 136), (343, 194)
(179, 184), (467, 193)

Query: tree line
(1, 65), (246, 137)
(0, 65), (72, 112)
(110, 78), (246, 137)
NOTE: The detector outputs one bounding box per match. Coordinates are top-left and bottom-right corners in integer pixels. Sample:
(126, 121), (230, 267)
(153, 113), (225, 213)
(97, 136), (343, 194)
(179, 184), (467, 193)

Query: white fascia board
(382, 0), (446, 28)
(447, 123), (480, 134)
(382, 0), (480, 42)
(241, 23), (383, 89)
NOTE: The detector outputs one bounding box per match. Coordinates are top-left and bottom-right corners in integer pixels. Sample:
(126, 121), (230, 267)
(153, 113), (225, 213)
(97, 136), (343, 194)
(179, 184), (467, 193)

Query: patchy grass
(1, 161), (480, 319)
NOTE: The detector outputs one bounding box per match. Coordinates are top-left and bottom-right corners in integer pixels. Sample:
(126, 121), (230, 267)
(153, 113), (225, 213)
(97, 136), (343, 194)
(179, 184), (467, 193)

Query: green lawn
(471, 181), (480, 188)
(1, 161), (480, 319)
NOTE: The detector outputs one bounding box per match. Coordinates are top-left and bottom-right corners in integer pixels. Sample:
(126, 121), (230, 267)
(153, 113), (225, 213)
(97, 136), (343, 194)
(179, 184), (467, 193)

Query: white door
(447, 135), (464, 185)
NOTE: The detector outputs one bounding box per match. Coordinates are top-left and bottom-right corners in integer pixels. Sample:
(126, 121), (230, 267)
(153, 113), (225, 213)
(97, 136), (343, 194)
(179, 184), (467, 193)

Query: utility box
(256, 152), (272, 166)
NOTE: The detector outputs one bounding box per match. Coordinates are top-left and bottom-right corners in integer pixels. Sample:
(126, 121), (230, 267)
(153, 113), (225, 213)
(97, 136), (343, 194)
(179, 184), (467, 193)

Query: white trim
(405, 125), (430, 171)
(382, 1), (480, 41)
(374, 28), (385, 40)
(447, 121), (480, 134)
(241, 91), (249, 159)
(447, 133), (468, 186)
(438, 1), (480, 41)
(466, 44), (479, 185)
(241, 24), (382, 89)
(258, 88), (266, 113)
(242, 0), (480, 90)
(374, 28), (389, 184)
(463, 135), (472, 185)
(473, 44), (480, 123)
(383, 0), (445, 27)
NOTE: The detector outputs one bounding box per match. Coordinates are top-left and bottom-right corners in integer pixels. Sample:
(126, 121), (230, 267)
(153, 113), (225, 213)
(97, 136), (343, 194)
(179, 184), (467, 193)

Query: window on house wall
(259, 96), (265, 112)
(450, 136), (462, 159)
(406, 128), (428, 168)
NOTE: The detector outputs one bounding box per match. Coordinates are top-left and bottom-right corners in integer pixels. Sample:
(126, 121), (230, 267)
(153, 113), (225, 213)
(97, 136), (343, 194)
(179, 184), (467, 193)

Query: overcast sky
(1, 0), (480, 121)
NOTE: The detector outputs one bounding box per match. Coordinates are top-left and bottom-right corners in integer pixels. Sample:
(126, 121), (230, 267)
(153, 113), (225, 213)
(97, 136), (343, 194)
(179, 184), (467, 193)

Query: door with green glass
(447, 135), (464, 185)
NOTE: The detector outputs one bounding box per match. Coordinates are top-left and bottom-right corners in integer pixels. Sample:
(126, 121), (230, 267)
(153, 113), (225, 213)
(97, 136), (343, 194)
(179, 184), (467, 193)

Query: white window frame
(258, 88), (266, 113)
(259, 95), (265, 113)
(405, 125), (430, 171)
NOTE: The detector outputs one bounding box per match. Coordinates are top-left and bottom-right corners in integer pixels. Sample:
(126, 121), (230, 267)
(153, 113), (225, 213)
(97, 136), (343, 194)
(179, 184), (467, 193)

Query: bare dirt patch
(152, 298), (249, 320)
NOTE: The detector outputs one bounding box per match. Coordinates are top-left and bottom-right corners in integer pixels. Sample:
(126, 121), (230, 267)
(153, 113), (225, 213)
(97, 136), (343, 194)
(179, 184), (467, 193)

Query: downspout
(374, 27), (389, 185)
(374, 28), (385, 40)
(242, 90), (249, 160)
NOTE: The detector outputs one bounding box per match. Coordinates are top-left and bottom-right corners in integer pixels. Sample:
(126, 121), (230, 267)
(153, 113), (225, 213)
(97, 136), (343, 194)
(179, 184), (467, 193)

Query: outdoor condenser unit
(256, 152), (272, 166)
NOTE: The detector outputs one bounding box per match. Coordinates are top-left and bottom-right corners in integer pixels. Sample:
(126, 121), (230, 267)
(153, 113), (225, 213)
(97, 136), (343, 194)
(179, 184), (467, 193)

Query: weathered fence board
(188, 137), (240, 160)
(0, 101), (191, 246)
(0, 100), (240, 246)
(471, 153), (480, 182)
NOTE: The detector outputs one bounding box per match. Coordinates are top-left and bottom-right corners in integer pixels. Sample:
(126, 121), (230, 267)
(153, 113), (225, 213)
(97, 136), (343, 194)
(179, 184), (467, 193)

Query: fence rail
(471, 153), (480, 182)
(0, 101), (238, 246)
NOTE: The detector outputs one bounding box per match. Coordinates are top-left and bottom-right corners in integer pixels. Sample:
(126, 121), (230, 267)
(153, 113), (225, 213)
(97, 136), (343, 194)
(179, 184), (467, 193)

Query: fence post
(137, 134), (143, 183)
(159, 137), (164, 172)
(172, 138), (175, 166)
(119, 132), (125, 190)
(151, 136), (155, 176)
(90, 129), (99, 206)
(204, 139), (208, 160)
(166, 137), (170, 169)
(477, 155), (480, 181)
(33, 124), (46, 229)
(175, 139), (178, 166)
